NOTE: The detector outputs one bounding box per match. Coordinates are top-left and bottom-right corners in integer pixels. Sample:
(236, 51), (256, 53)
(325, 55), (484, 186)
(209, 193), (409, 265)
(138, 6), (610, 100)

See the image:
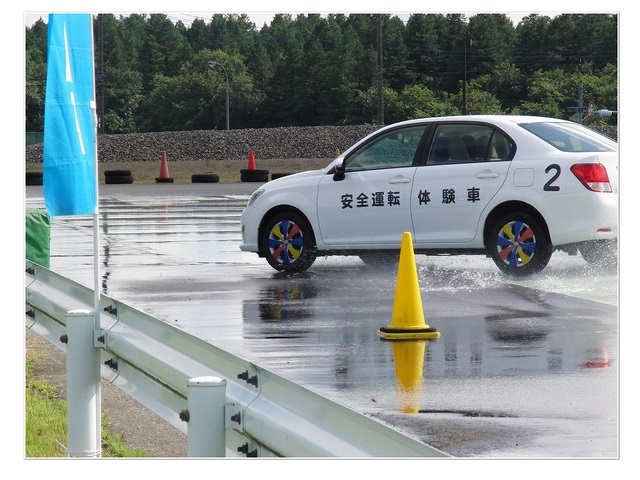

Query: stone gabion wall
(24, 124), (617, 164)
(25, 125), (381, 163)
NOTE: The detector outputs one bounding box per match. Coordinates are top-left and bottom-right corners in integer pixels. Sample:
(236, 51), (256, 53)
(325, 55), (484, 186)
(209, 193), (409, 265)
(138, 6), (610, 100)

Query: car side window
(427, 124), (514, 165)
(345, 125), (427, 172)
(487, 131), (514, 160)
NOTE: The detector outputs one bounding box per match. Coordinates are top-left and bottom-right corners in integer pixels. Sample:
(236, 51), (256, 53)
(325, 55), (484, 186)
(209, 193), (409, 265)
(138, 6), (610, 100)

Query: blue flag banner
(43, 14), (97, 216)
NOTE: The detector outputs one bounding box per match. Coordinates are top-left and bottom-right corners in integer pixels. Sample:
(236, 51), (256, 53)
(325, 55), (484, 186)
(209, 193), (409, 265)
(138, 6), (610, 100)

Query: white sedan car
(240, 115), (618, 276)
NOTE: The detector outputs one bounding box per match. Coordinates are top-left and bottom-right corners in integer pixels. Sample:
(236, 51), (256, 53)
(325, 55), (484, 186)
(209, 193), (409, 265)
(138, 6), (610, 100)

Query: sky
(24, 10), (536, 28)
(22, 0), (608, 29)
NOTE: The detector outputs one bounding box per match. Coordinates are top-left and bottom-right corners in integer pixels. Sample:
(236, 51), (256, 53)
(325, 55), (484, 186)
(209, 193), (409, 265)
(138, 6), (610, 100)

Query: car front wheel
(488, 212), (552, 276)
(261, 212), (317, 272)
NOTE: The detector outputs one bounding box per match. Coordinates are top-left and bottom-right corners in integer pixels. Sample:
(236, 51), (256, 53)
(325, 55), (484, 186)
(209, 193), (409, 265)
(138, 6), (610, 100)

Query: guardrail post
(65, 309), (101, 458)
(186, 376), (227, 457)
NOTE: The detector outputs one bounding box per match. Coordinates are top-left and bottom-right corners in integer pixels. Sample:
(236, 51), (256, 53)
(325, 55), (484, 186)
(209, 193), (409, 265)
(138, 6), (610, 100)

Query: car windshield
(519, 121), (617, 153)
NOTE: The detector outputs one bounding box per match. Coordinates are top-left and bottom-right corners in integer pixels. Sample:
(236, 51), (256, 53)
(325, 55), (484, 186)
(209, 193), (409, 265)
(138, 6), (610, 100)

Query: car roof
(395, 114), (567, 127)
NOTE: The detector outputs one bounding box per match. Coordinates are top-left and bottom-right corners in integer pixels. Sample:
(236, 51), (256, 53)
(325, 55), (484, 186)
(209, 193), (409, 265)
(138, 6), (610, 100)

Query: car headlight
(247, 189), (265, 207)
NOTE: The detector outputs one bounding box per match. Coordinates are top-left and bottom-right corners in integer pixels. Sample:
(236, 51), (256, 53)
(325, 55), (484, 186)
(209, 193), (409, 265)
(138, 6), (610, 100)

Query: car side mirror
(333, 159), (345, 181)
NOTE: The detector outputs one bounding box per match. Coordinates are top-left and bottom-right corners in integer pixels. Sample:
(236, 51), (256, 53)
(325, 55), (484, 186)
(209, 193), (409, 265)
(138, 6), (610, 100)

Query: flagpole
(89, 15), (102, 458)
(44, 13), (103, 457)
(91, 108), (100, 319)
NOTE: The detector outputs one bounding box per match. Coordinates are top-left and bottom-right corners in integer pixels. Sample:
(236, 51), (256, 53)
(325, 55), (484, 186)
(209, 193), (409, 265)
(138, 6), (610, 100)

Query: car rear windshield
(520, 121), (617, 153)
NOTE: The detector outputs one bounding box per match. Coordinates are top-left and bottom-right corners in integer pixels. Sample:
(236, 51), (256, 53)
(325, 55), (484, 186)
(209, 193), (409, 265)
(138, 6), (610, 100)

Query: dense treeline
(25, 12), (618, 134)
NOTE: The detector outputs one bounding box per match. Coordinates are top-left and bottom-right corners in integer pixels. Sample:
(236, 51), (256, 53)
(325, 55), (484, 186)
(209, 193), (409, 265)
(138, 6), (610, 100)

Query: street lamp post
(208, 61), (230, 131)
(462, 36), (472, 115)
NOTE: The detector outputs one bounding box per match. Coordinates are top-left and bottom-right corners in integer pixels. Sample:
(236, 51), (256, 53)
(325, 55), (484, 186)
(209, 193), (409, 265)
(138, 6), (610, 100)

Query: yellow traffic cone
(392, 340), (427, 413)
(378, 232), (439, 340)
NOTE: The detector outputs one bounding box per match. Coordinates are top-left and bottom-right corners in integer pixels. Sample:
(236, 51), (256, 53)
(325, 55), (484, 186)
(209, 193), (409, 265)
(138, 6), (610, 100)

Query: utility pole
(568, 82), (591, 124)
(377, 15), (384, 126)
(578, 82), (584, 124)
(462, 36), (472, 115)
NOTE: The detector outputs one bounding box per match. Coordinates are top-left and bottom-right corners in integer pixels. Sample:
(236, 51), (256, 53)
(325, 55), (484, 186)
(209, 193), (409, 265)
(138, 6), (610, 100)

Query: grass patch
(25, 352), (145, 458)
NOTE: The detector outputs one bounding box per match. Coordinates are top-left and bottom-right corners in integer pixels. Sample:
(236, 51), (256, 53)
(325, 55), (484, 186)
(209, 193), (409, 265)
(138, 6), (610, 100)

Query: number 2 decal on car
(543, 164), (561, 191)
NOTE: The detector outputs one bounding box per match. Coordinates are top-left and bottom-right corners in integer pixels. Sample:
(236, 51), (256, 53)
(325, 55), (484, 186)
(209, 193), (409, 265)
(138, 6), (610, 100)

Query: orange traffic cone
(240, 149), (269, 182)
(156, 151), (174, 183)
(247, 150), (256, 170)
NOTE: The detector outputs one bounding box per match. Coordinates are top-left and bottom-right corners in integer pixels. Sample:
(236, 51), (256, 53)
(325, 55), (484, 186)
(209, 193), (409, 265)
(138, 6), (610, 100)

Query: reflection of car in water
(485, 312), (552, 343)
(257, 281), (317, 321)
(240, 115), (617, 276)
(420, 314), (614, 377)
(242, 281), (319, 338)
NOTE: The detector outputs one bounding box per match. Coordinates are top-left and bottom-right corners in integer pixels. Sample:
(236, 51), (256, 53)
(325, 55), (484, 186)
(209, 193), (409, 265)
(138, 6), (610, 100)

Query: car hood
(264, 166), (332, 190)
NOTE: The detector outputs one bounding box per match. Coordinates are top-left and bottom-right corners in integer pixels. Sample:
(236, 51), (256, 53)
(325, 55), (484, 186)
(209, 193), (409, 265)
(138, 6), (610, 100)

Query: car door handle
(388, 176), (411, 184)
(476, 171), (500, 179)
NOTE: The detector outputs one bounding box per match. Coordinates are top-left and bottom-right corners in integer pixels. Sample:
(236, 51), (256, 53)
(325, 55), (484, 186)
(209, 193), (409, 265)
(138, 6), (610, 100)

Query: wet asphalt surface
(25, 183), (619, 458)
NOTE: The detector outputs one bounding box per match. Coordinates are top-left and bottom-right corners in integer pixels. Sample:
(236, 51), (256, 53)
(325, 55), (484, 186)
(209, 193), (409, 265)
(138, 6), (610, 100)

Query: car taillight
(570, 164), (613, 192)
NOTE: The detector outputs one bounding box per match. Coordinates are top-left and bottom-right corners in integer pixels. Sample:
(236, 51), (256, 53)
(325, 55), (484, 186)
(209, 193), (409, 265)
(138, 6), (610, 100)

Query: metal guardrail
(25, 260), (448, 457)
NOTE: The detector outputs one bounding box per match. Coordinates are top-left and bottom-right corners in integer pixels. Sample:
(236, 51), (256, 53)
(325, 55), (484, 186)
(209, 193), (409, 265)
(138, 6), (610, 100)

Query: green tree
(25, 12), (618, 133)
(102, 66), (143, 133)
(395, 84), (458, 120)
(25, 20), (48, 131)
(380, 15), (410, 91)
(341, 15), (377, 93)
(25, 51), (46, 131)
(205, 13), (259, 56)
(353, 86), (396, 124)
(514, 14), (554, 74)
(404, 14), (444, 87)
(139, 14), (194, 92)
(519, 69), (571, 117)
(110, 14), (149, 73)
(474, 61), (527, 112)
(404, 14), (467, 92)
(438, 14), (469, 93)
(466, 14), (516, 78)
(25, 17), (48, 58)
(138, 50), (262, 131)
(519, 64), (617, 122)
(451, 80), (504, 115)
(184, 18), (210, 52)
(545, 14), (617, 72)
(258, 14), (306, 126)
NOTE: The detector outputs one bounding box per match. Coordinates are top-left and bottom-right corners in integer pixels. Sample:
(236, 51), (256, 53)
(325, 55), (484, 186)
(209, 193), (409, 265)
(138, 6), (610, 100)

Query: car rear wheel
(261, 212), (317, 272)
(488, 212), (552, 276)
